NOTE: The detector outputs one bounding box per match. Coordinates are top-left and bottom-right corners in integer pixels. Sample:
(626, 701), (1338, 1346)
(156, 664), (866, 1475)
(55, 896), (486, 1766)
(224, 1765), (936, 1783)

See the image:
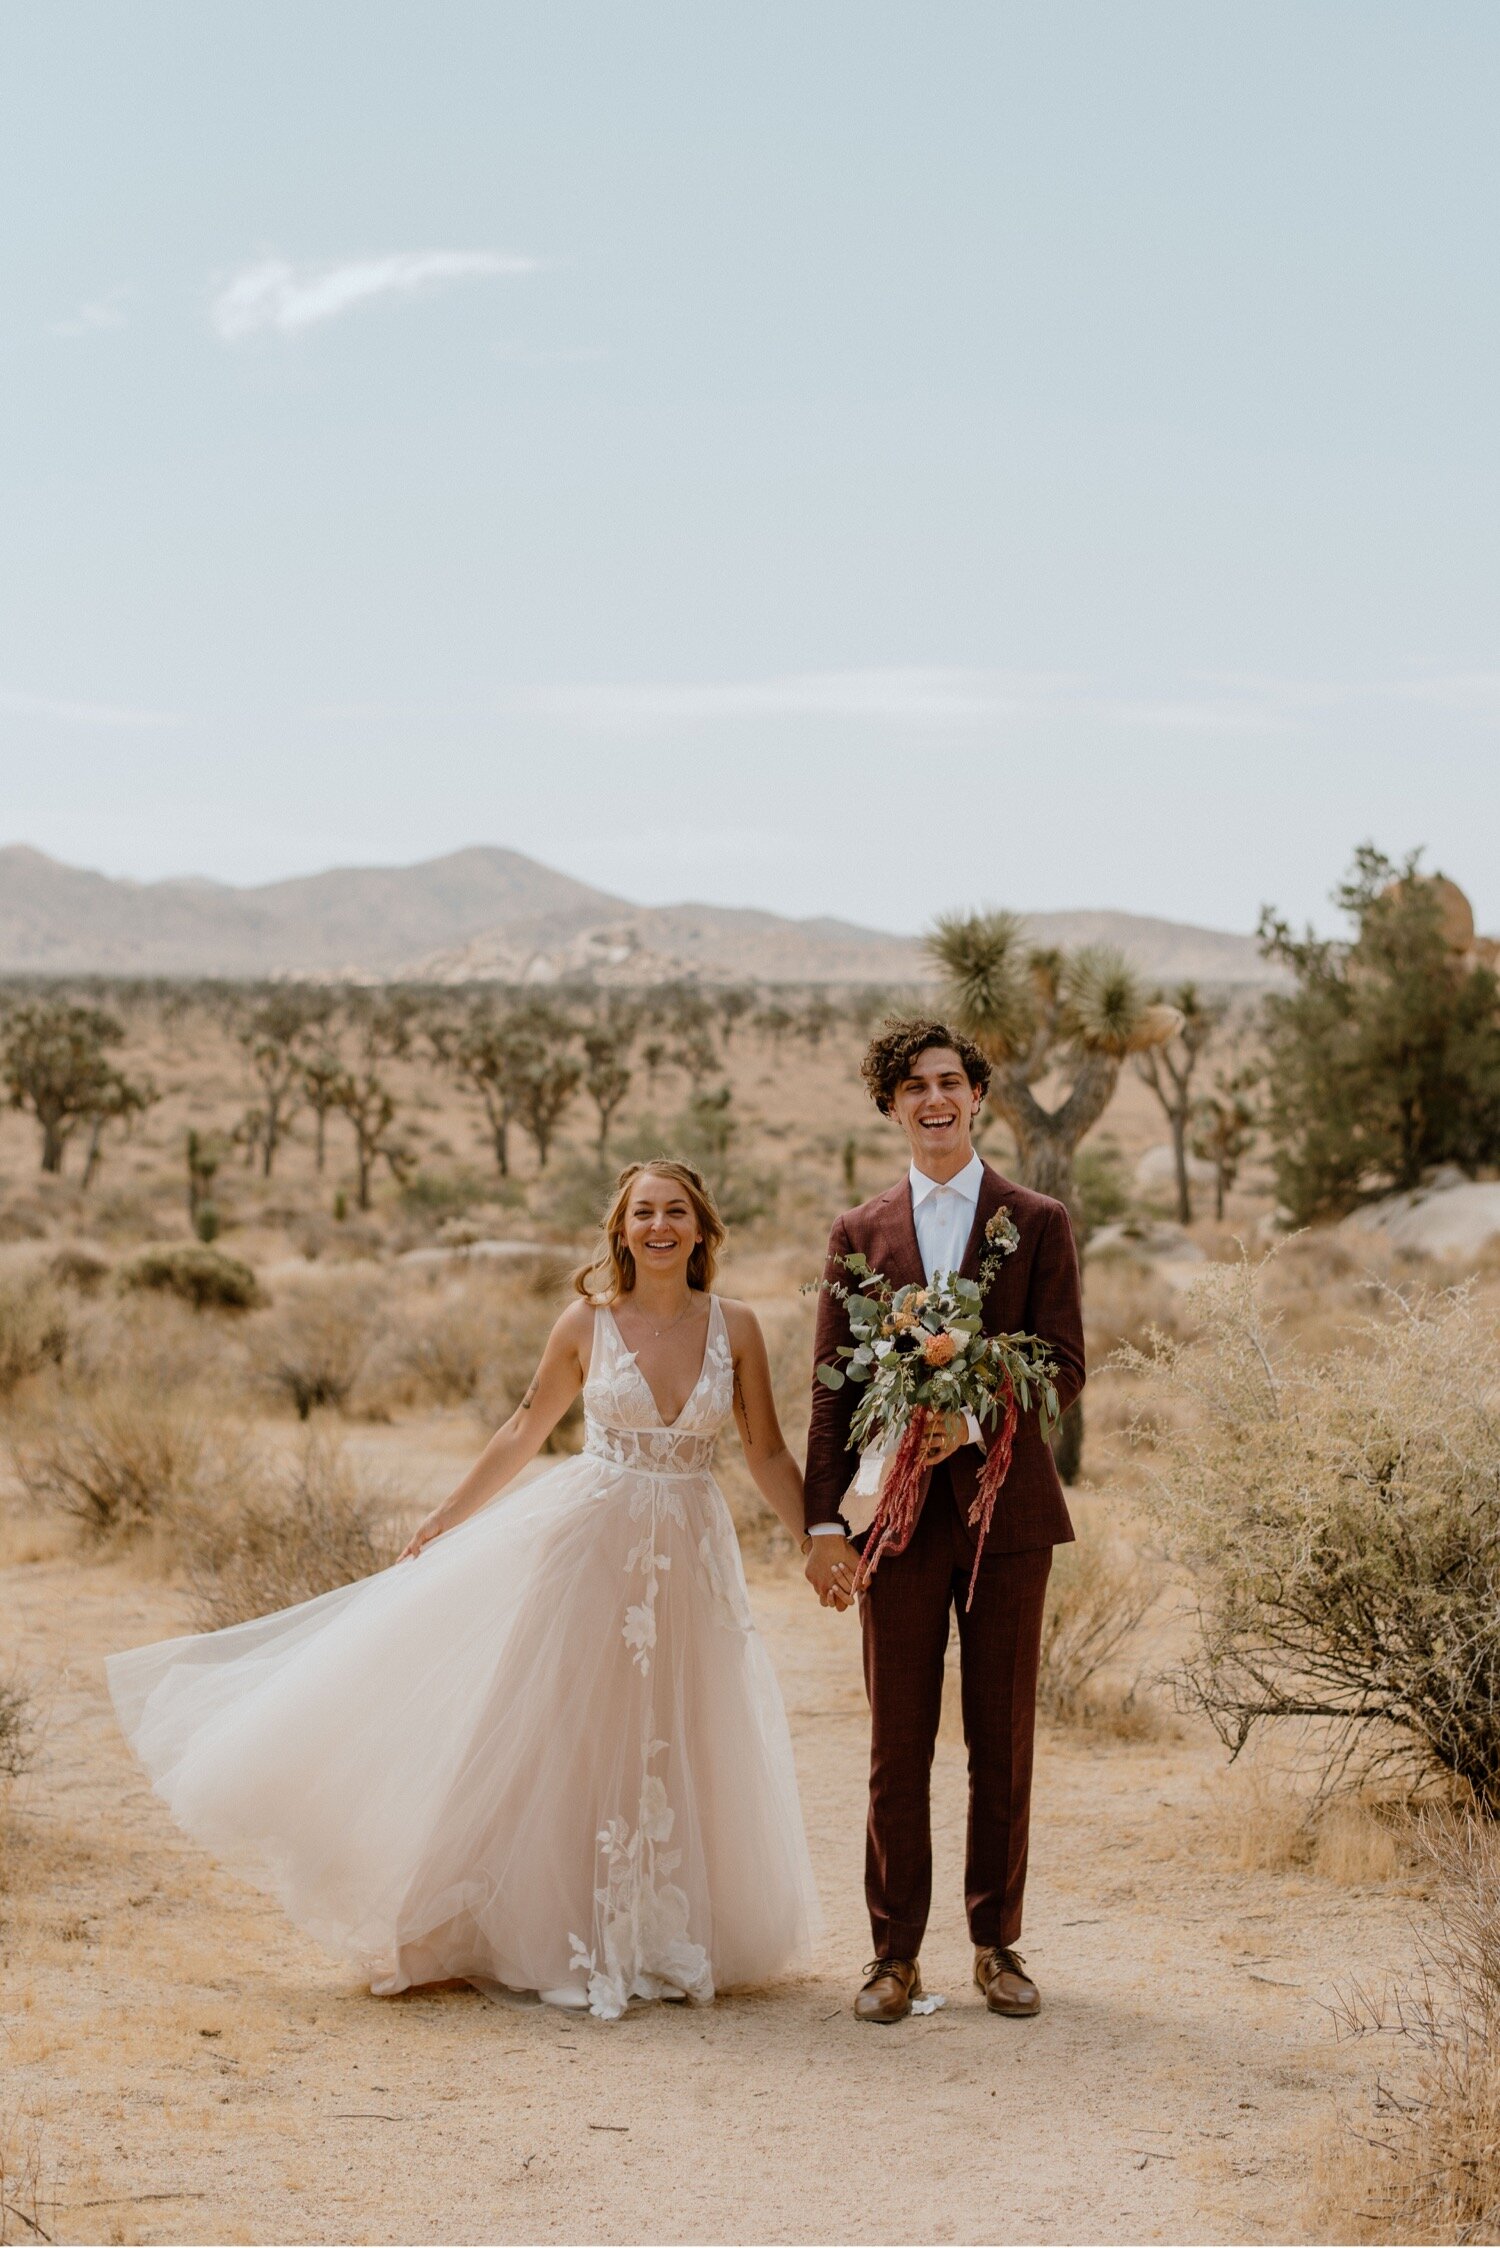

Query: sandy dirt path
(3, 1552), (1412, 2246)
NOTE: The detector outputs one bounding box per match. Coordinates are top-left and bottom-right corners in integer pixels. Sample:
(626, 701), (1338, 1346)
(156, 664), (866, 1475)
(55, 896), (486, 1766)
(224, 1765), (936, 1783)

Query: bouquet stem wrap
(853, 1377), (1021, 1613)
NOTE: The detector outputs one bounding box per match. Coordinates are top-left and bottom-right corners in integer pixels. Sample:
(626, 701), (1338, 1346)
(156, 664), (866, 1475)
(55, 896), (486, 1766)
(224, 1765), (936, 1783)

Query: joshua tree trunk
(991, 1050), (1119, 1235)
(987, 1052), (1120, 1487)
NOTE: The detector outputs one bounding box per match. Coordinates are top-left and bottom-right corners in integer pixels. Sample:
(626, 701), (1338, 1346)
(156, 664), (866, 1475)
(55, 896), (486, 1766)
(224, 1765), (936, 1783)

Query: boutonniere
(984, 1206), (1020, 1261)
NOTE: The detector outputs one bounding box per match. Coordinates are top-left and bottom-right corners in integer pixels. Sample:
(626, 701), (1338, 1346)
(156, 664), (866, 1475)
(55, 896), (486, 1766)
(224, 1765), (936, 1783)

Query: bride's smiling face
(623, 1173), (702, 1282)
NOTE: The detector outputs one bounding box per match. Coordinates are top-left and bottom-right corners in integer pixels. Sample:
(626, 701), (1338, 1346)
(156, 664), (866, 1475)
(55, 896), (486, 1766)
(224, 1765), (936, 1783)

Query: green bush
(398, 1166), (492, 1220)
(117, 1242), (263, 1312)
(1074, 1136), (1132, 1241)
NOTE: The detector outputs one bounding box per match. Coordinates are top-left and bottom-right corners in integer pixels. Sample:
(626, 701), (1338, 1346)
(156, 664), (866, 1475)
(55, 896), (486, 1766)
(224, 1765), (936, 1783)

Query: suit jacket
(803, 1160), (1086, 1554)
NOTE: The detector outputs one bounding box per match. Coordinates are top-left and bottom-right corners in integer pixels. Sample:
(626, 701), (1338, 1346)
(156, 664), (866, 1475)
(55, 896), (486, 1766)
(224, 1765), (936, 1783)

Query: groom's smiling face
(889, 1046), (983, 1173)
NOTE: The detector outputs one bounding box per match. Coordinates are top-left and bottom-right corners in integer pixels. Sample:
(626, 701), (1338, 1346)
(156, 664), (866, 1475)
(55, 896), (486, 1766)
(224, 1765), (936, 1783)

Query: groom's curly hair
(861, 1016), (992, 1116)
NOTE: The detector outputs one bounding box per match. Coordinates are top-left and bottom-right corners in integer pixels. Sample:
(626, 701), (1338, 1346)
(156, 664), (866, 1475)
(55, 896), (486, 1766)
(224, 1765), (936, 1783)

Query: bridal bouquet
(816, 1217), (1061, 1607)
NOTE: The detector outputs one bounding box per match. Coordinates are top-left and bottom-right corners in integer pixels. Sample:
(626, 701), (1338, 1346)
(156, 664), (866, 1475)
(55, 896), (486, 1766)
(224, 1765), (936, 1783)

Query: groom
(802, 1018), (1085, 2023)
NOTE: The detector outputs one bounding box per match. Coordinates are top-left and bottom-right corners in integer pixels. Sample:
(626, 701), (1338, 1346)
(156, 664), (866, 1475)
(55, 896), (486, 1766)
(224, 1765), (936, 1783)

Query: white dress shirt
(909, 1150), (986, 1284)
(910, 1151), (987, 1451)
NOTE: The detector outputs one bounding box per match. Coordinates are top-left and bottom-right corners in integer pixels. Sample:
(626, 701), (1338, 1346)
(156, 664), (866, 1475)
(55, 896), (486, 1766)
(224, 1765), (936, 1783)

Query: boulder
(1341, 1180), (1500, 1262)
(1134, 1143), (1218, 1194)
(1087, 1220), (1207, 1265)
(395, 1238), (565, 1272)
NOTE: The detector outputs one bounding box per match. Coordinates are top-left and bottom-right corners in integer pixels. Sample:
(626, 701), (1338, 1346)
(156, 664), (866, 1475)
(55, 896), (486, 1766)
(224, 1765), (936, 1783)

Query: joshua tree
(640, 1039), (667, 1094)
(1, 1000), (127, 1173)
(1191, 1066), (1260, 1221)
(797, 993), (839, 1051)
(928, 915), (1180, 1223)
(185, 1127), (224, 1225)
(238, 991), (315, 1177)
(717, 987), (755, 1048)
(753, 1001), (795, 1058)
(927, 911), (1180, 1483)
(513, 1050), (581, 1171)
(333, 998), (416, 1210)
(671, 1030), (719, 1093)
(334, 1068), (410, 1210)
(453, 1001), (575, 1178)
(79, 1067), (157, 1190)
(582, 1029), (633, 1156)
(300, 1039), (344, 1174)
(1133, 982), (1225, 1223)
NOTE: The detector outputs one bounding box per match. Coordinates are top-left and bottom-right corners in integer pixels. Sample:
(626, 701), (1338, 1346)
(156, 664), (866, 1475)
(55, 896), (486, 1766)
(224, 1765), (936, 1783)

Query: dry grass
(1037, 1531), (1161, 1731)
(0, 1670), (34, 1784)
(1315, 1813), (1500, 2241)
(187, 1434), (405, 1628)
(1123, 1254), (1500, 1806)
(0, 2102), (52, 2248)
(1209, 1771), (1414, 1886)
(245, 1274), (380, 1418)
(11, 1388), (223, 1546)
(0, 1269), (69, 1396)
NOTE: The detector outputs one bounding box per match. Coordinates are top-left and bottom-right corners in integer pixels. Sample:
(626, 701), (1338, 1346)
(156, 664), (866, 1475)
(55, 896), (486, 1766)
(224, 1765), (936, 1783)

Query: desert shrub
(361, 1275), (504, 1409)
(1081, 1253), (1184, 1358)
(117, 1242), (263, 1311)
(188, 1437), (403, 1628)
(65, 1288), (245, 1399)
(0, 1198), (49, 1243)
(1323, 1814), (1500, 2240)
(398, 1167), (491, 1221)
(1123, 1252), (1500, 1804)
(13, 1389), (213, 1543)
(0, 1670), (34, 1781)
(1074, 1136), (1133, 1241)
(247, 1276), (379, 1418)
(471, 1279), (582, 1453)
(1037, 1534), (1159, 1727)
(46, 1243), (111, 1293)
(0, 1271), (69, 1394)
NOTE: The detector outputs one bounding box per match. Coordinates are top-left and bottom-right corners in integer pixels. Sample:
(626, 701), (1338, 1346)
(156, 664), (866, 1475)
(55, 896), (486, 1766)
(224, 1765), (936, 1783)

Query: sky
(1, 0), (1497, 939)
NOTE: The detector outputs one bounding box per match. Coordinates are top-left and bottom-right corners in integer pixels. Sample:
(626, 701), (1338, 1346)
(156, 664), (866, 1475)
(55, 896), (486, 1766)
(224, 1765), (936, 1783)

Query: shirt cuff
(806, 1522), (848, 1535)
(962, 1410), (986, 1451)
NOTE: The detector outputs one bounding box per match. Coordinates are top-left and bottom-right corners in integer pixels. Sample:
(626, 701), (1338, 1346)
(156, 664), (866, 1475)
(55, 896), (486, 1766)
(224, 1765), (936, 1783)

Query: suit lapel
(870, 1178), (925, 1289)
(958, 1161), (1009, 1281)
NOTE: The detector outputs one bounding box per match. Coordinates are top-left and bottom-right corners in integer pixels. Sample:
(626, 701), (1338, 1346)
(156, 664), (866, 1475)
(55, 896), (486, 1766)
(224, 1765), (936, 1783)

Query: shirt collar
(908, 1150), (985, 1209)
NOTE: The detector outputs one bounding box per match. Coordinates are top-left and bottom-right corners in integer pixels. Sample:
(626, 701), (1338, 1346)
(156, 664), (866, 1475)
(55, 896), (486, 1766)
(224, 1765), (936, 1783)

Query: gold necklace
(626, 1295), (697, 1340)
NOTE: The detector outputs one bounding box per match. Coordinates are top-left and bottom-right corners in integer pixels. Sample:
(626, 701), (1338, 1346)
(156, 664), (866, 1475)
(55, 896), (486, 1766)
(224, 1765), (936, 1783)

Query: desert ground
(0, 989), (1480, 2243)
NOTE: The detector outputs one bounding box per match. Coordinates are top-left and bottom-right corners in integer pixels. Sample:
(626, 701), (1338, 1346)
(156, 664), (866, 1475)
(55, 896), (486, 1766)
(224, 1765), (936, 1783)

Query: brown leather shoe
(974, 1945), (1040, 2017)
(854, 1957), (922, 2023)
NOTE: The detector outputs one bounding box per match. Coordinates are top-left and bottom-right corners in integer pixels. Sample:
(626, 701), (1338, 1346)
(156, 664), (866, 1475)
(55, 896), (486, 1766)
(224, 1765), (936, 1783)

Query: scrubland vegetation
(3, 848), (1500, 2239)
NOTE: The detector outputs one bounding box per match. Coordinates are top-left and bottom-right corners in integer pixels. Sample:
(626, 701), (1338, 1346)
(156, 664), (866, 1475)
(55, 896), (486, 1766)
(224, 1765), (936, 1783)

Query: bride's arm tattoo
(519, 1376), (540, 1411)
(733, 1366), (751, 1433)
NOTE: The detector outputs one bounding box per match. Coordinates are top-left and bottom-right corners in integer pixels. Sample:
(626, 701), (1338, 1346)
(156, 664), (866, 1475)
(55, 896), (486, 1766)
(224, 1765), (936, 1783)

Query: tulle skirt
(107, 1452), (821, 2019)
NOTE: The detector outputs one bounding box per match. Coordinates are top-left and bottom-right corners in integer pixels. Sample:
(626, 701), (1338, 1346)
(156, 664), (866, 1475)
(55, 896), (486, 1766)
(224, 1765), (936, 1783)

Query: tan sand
(3, 1553), (1414, 2247)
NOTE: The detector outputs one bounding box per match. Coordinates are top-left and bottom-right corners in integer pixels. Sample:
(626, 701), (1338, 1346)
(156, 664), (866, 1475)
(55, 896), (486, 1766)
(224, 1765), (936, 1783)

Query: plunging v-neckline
(606, 1297), (718, 1431)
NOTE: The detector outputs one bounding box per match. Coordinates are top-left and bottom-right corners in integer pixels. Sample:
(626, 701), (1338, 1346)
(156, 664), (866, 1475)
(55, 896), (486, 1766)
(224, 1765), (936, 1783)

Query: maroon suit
(805, 1161), (1086, 1960)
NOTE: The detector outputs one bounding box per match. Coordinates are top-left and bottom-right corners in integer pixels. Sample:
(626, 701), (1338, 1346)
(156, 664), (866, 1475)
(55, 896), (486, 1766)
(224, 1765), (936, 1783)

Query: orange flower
(922, 1331), (958, 1367)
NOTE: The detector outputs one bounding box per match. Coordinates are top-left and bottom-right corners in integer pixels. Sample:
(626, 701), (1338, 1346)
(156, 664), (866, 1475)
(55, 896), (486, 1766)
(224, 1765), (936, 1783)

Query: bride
(109, 1160), (826, 2021)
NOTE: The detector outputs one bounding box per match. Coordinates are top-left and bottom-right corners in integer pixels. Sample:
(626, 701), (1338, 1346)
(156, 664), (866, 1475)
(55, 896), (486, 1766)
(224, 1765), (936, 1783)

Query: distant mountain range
(0, 843), (1277, 986)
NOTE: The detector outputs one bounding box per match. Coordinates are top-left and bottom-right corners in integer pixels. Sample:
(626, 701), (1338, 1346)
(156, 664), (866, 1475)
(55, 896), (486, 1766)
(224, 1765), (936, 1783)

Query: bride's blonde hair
(572, 1159), (726, 1304)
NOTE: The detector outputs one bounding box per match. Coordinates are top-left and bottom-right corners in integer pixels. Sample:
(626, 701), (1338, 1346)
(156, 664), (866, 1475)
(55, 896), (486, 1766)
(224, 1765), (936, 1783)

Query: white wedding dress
(108, 1297), (820, 2020)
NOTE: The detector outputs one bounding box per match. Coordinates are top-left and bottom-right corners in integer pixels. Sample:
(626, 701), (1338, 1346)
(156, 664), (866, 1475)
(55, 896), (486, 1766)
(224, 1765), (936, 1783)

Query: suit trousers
(859, 1469), (1052, 1961)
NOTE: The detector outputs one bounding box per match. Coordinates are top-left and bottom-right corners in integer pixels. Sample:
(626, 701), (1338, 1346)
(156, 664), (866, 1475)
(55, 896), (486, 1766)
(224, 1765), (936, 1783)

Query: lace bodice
(583, 1297), (734, 1477)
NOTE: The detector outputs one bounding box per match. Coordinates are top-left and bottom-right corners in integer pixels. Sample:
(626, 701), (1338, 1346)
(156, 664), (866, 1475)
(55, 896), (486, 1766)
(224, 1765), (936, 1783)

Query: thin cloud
(518, 665), (1500, 739)
(50, 286), (129, 339)
(0, 686), (179, 729)
(520, 669), (1077, 731)
(209, 250), (540, 341)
